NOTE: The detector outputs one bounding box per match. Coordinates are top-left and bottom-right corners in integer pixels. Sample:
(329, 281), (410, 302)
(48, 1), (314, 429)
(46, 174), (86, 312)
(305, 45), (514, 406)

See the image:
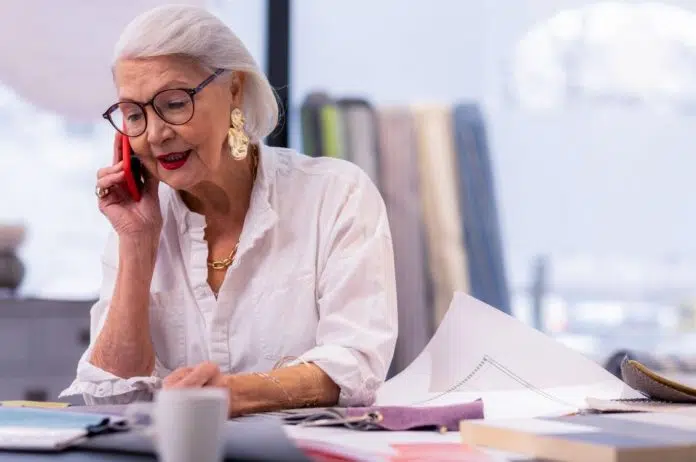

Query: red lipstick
(157, 150), (191, 170)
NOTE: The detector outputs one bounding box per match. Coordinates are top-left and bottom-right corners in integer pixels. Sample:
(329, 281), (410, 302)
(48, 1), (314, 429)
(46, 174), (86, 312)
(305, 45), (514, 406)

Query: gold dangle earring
(228, 107), (249, 160)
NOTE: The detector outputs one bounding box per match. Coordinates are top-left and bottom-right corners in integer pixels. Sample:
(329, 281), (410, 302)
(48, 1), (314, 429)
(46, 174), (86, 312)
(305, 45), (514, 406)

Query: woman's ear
(229, 71), (246, 107)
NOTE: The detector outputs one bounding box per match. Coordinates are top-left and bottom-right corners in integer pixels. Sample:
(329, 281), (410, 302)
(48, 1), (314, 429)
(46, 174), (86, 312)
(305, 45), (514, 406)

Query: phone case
(121, 135), (143, 202)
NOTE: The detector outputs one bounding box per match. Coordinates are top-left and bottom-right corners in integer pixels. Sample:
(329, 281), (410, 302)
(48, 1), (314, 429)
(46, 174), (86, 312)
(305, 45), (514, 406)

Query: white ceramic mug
(127, 388), (229, 462)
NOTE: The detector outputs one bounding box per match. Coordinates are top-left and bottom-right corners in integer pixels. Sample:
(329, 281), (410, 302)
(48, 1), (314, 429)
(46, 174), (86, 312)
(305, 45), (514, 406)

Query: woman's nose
(145, 107), (175, 146)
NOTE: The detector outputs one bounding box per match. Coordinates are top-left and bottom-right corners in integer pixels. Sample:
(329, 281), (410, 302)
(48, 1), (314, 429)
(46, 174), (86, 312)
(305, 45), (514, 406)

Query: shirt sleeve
(293, 169), (399, 406)
(59, 232), (168, 405)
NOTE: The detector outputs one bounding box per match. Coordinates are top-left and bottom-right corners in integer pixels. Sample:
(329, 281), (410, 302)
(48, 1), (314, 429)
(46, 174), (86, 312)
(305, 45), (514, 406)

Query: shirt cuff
(291, 344), (383, 407)
(59, 358), (166, 405)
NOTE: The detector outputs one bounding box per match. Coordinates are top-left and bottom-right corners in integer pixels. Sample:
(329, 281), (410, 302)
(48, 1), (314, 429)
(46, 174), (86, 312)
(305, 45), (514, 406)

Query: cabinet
(0, 298), (93, 405)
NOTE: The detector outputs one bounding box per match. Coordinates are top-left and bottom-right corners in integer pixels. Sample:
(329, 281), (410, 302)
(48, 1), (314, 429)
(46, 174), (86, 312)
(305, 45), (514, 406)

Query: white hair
(113, 4), (279, 142)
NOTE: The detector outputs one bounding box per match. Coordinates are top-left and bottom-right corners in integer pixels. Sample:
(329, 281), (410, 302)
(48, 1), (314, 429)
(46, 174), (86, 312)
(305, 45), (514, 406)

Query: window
(501, 2), (696, 360)
(507, 2), (696, 113)
(0, 83), (111, 300)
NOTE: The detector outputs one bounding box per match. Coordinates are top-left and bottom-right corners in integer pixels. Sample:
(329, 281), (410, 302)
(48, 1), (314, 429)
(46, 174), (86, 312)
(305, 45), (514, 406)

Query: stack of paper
(375, 292), (643, 419)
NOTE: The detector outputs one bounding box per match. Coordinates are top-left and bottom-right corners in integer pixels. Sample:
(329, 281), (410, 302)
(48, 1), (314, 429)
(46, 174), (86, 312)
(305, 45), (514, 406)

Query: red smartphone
(121, 135), (144, 202)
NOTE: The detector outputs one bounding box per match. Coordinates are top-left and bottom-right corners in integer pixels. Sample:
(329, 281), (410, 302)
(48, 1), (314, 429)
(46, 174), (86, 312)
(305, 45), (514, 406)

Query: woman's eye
(166, 100), (188, 110)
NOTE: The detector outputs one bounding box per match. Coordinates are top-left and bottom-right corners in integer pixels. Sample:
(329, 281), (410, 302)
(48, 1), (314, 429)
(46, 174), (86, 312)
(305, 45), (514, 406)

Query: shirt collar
(170, 143), (279, 241)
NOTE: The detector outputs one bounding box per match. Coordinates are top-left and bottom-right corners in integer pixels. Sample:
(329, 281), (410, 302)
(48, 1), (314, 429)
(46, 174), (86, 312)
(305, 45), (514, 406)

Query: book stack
(461, 412), (696, 462)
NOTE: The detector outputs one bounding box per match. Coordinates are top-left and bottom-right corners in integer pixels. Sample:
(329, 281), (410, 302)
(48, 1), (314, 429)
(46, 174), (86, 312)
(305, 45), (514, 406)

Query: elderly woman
(60, 5), (397, 416)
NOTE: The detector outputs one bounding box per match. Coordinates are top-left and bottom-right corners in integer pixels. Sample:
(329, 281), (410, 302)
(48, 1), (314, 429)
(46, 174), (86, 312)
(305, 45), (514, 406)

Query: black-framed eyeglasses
(103, 68), (226, 137)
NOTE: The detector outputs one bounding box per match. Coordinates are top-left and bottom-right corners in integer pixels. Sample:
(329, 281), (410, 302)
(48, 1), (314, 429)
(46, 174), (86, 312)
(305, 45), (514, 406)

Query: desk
(0, 414), (310, 462)
(0, 452), (151, 461)
(0, 403), (533, 461)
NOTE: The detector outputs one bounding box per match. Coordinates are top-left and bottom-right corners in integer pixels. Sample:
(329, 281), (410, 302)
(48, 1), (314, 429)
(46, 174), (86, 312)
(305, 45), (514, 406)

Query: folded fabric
(278, 400), (484, 431)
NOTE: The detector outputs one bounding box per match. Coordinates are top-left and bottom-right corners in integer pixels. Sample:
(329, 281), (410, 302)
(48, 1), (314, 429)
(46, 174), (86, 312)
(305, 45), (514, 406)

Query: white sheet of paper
(376, 292), (642, 419)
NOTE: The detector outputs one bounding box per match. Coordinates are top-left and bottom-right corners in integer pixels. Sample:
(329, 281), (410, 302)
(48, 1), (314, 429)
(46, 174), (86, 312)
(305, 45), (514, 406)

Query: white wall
(484, 0), (696, 287)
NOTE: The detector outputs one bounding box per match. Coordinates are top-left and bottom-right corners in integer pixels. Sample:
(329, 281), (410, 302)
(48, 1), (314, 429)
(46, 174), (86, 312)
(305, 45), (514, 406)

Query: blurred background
(3, 0), (696, 400)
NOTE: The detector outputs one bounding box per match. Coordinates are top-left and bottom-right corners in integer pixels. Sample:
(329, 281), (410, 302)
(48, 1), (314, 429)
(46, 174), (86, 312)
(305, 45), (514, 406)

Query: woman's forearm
(225, 364), (340, 416)
(90, 235), (158, 378)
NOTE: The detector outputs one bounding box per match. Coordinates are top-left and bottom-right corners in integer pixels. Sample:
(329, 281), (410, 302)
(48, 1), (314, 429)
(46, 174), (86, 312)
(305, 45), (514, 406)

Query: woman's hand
(163, 362), (228, 389)
(96, 133), (162, 237)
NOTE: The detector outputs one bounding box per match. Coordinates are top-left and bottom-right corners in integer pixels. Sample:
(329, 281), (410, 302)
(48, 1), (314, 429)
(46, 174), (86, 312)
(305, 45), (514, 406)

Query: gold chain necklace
(207, 147), (259, 271)
(208, 242), (239, 270)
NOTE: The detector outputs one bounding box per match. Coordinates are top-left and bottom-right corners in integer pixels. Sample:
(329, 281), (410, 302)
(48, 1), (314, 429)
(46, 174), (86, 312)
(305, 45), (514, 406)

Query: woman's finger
(163, 367), (194, 388)
(97, 185), (128, 208)
(204, 372), (227, 388)
(96, 161), (124, 179)
(96, 171), (126, 190)
(173, 362), (220, 388)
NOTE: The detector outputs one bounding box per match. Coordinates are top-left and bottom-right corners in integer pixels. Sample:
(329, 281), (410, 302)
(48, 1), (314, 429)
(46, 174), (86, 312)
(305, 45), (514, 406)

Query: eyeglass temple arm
(194, 68), (226, 93)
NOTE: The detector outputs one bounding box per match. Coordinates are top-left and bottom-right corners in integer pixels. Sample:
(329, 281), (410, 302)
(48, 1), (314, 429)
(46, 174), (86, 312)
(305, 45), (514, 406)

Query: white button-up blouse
(60, 145), (398, 406)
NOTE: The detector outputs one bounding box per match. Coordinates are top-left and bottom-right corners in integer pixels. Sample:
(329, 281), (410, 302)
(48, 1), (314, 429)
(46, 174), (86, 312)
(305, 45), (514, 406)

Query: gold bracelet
(272, 355), (298, 370)
(304, 363), (323, 407)
(268, 357), (325, 408)
(254, 372), (294, 407)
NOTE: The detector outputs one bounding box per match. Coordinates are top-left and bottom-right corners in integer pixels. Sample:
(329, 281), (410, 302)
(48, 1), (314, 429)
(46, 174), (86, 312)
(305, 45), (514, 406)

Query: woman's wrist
(223, 374), (251, 417)
(220, 365), (340, 417)
(118, 233), (160, 267)
(223, 373), (285, 417)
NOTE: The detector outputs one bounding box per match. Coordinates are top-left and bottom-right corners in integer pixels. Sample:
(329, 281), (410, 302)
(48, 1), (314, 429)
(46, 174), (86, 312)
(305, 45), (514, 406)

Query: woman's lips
(157, 150), (191, 170)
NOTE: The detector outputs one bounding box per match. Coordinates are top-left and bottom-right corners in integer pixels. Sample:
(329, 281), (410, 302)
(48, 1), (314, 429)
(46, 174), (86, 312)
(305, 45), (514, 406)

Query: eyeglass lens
(110, 89), (194, 136)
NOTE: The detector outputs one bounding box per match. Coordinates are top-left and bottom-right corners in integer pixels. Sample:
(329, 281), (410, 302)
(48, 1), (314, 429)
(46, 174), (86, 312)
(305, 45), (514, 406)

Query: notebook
(0, 407), (128, 451)
(620, 356), (696, 403)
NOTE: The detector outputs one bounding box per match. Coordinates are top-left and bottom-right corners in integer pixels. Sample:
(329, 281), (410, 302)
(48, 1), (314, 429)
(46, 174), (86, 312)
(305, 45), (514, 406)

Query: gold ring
(95, 186), (110, 198)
